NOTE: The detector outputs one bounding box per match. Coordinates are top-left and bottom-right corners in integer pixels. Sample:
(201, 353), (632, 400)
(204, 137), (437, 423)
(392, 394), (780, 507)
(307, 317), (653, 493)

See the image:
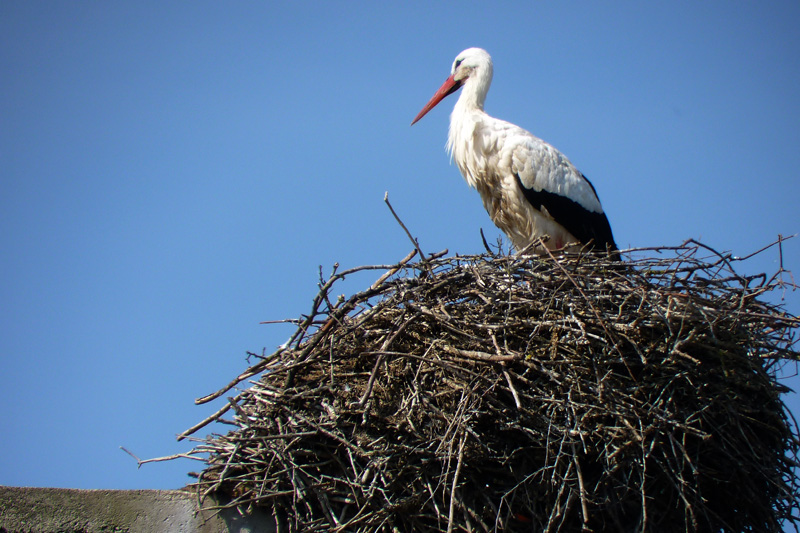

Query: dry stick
(370, 249), (418, 290)
(120, 446), (205, 466)
(195, 360), (276, 405)
(502, 368), (522, 409)
(446, 431), (468, 533)
(178, 393), (242, 441)
(685, 238), (749, 285)
(739, 233), (796, 261)
(359, 353), (386, 408)
(766, 234), (798, 292)
(384, 191), (426, 261)
(571, 443), (591, 529)
(216, 441), (241, 490)
(441, 344), (519, 362)
(545, 460), (575, 533)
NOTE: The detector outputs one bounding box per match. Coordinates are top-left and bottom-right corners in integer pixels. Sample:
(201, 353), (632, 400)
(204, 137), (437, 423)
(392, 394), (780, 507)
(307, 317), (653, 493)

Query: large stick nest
(181, 240), (800, 532)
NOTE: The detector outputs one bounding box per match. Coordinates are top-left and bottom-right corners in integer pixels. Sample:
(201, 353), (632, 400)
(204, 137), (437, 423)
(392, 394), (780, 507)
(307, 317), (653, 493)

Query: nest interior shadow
(180, 240), (800, 533)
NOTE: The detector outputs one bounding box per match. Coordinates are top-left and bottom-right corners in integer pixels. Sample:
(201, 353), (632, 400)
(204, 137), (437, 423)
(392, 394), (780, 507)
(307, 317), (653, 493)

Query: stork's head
(412, 48), (493, 125)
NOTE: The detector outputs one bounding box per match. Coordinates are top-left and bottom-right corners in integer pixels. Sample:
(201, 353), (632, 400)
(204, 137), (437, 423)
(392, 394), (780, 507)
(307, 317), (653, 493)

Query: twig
(502, 368), (522, 409)
(446, 431), (468, 533)
(120, 446), (205, 467)
(572, 444), (590, 530)
(384, 191), (426, 260)
(178, 395), (241, 441)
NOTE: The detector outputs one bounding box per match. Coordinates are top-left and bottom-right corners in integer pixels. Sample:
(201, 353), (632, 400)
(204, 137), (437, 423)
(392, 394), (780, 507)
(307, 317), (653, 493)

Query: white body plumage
(413, 48), (617, 254)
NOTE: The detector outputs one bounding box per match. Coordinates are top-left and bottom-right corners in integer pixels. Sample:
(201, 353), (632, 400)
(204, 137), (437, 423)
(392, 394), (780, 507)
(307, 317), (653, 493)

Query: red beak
(411, 74), (463, 125)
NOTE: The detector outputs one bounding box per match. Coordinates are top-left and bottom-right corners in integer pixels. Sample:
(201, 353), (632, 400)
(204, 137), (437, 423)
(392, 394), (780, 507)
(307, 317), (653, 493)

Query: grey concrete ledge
(0, 486), (276, 533)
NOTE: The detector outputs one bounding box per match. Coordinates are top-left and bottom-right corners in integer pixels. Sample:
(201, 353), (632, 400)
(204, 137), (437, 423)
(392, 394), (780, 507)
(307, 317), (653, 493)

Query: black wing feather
(514, 173), (618, 253)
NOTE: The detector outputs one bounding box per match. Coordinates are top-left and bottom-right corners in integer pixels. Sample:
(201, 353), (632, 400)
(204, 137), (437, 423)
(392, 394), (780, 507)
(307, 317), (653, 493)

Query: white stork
(412, 48), (618, 256)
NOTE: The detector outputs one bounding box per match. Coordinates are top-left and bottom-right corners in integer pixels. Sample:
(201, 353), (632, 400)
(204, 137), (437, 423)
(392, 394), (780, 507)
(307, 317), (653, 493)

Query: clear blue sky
(2, 1), (799, 493)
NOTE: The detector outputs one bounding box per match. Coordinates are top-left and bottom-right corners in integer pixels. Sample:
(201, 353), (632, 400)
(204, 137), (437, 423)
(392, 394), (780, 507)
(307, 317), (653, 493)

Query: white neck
(458, 61), (492, 113)
(446, 63), (493, 164)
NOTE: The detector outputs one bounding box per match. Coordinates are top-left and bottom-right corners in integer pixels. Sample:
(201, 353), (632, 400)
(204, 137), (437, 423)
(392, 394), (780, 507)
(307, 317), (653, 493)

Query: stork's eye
(454, 59), (463, 69)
